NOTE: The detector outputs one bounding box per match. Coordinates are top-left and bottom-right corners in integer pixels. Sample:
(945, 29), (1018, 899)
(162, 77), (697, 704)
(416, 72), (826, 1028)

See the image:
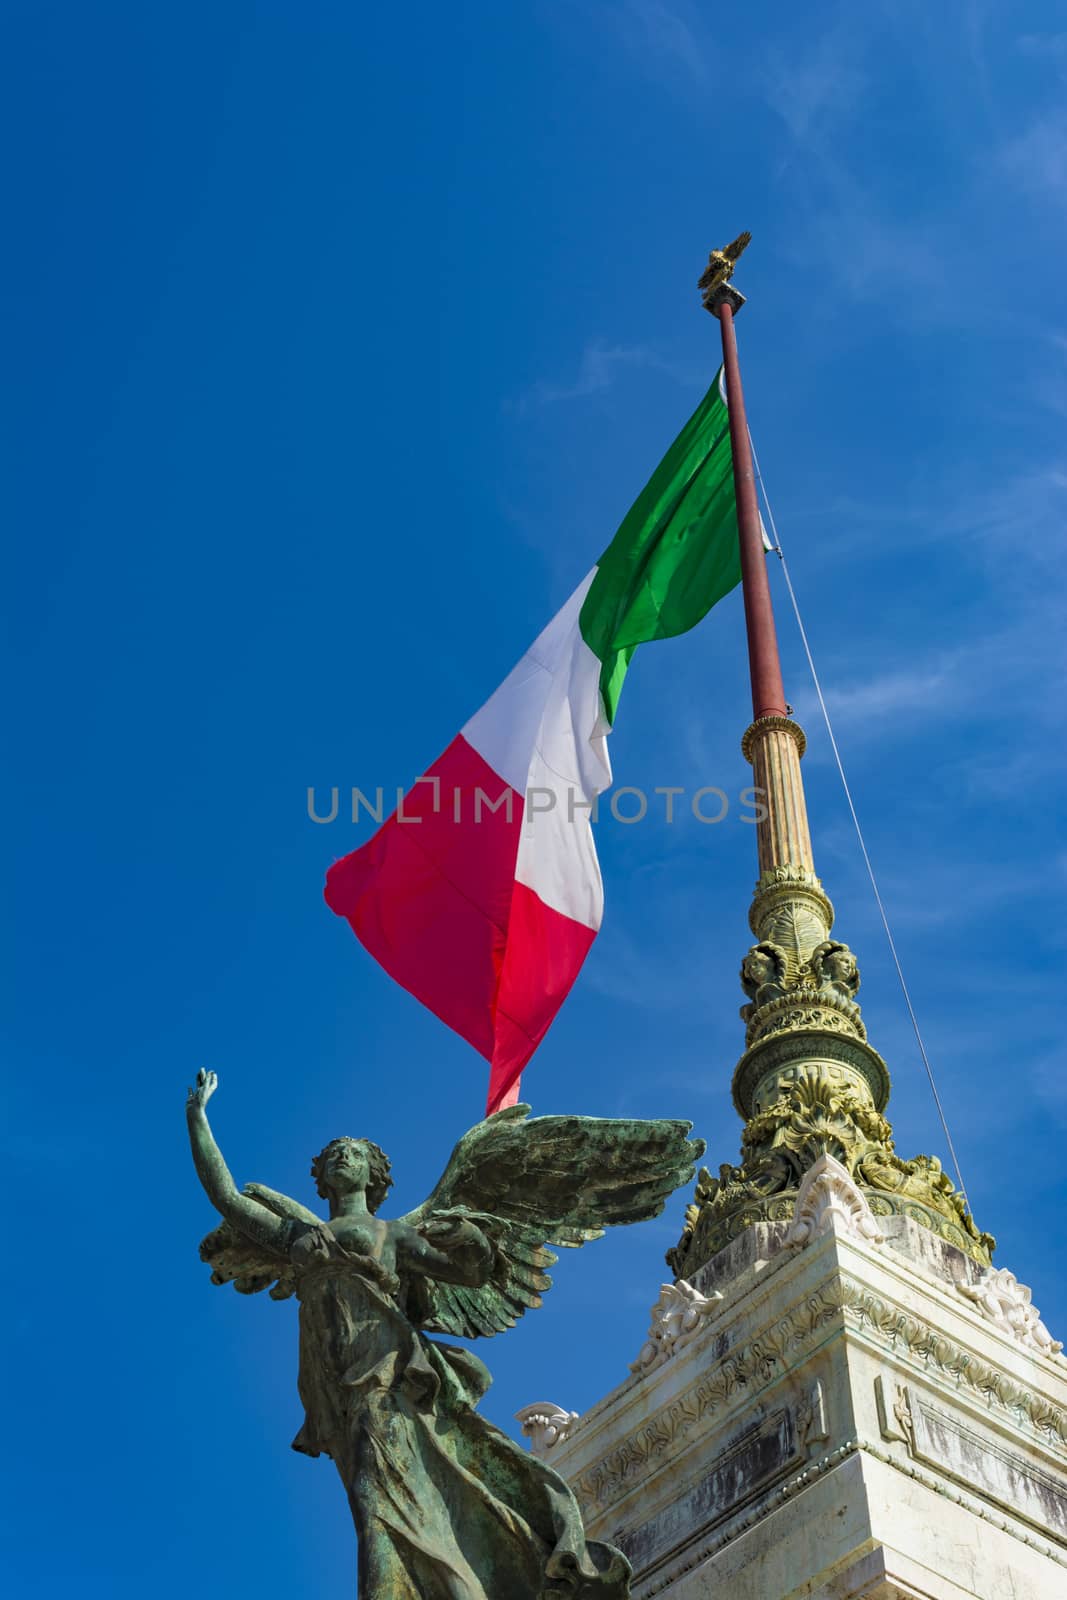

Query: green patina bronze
(187, 1071), (703, 1599)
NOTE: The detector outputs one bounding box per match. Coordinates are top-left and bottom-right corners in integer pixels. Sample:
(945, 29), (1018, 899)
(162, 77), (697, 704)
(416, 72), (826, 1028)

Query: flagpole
(667, 243), (993, 1307)
(701, 240), (812, 879)
(705, 283), (788, 722)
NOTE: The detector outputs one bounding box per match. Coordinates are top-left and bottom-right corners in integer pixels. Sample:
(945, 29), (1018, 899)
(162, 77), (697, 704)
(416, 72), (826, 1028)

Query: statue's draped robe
(292, 1243), (629, 1600)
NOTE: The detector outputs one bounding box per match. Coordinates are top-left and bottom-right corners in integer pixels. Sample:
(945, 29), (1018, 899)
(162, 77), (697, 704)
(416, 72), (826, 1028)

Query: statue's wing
(400, 1208), (569, 1339)
(400, 1106), (703, 1339)
(724, 230), (752, 261)
(199, 1184), (321, 1301)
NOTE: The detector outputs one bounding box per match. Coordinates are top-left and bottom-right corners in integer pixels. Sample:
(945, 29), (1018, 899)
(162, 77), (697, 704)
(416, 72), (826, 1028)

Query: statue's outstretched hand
(187, 1067), (218, 1112)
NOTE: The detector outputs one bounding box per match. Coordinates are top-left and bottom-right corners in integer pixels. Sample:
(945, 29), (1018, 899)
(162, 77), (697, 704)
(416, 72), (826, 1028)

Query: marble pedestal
(523, 1202), (1067, 1599)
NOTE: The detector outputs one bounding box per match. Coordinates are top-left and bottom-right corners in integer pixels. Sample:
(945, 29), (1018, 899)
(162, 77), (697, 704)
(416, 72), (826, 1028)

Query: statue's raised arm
(188, 1084), (704, 1598)
(187, 1070), (317, 1299)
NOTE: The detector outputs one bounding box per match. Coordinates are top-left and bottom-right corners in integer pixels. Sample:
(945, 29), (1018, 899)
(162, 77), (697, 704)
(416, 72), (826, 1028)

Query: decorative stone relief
(808, 940), (863, 1025)
(874, 1374), (915, 1445)
(797, 1377), (829, 1446)
(573, 1273), (1067, 1517)
(740, 935), (866, 1050)
(784, 1153), (885, 1249)
(840, 1277), (1067, 1447)
(959, 1268), (1064, 1358)
(630, 1279), (724, 1374)
(739, 942), (787, 1023)
(514, 1402), (579, 1454)
(669, 1056), (994, 1276)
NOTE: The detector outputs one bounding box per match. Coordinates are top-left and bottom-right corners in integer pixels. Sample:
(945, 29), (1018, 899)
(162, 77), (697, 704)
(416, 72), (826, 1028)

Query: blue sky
(3, 3), (1066, 1593)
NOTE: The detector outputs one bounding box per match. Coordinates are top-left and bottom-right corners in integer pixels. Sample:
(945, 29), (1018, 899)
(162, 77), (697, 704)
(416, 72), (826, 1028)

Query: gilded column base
(673, 718), (995, 1280)
(669, 1045), (995, 1277)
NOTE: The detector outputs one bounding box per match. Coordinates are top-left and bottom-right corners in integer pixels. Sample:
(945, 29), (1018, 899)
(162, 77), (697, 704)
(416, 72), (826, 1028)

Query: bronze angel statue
(187, 1070), (704, 1599)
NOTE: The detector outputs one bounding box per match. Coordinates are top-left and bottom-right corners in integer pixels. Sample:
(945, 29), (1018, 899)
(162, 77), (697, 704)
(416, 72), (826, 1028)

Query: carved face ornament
(742, 951), (773, 986)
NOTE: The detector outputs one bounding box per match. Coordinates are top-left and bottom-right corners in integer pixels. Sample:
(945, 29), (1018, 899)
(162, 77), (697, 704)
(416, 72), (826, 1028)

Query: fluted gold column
(741, 716), (813, 875)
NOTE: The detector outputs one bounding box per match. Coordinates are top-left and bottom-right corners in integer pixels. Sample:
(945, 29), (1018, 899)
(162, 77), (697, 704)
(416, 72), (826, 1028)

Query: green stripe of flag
(579, 368), (741, 724)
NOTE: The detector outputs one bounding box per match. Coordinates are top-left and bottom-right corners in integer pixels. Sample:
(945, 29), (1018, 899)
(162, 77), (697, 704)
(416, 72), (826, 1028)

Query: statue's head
(310, 1137), (394, 1212)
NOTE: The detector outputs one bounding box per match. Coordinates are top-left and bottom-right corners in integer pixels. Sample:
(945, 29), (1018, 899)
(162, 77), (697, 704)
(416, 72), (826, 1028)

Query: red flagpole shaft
(716, 301), (788, 720)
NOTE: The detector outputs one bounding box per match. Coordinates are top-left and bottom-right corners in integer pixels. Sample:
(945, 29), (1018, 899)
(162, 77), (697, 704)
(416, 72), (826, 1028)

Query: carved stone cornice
(571, 1272), (1067, 1519)
(572, 1282), (845, 1513)
(839, 1276), (1067, 1443)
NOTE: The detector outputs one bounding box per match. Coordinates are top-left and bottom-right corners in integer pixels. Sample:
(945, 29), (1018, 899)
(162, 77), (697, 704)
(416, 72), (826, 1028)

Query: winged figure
(187, 1070), (704, 1599)
(698, 231), (752, 305)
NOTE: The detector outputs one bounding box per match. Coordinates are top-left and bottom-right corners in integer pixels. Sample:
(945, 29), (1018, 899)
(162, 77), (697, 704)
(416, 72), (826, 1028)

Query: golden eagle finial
(698, 232), (751, 310)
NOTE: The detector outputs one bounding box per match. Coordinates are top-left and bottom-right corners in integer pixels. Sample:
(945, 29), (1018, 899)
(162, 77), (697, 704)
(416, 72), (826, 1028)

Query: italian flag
(325, 371), (741, 1112)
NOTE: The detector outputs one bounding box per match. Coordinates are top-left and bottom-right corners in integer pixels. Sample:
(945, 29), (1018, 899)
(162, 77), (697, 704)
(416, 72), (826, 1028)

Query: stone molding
(573, 1284), (844, 1513)
(841, 1276), (1067, 1448)
(630, 1280), (725, 1375)
(959, 1267), (1064, 1358)
(630, 1437), (1067, 1600)
(785, 1153), (886, 1249)
(571, 1272), (1067, 1517)
(513, 1401), (579, 1455)
(878, 1380), (1067, 1548)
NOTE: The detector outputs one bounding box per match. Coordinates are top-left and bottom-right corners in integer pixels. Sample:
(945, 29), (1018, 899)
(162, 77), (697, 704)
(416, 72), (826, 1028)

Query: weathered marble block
(522, 1205), (1067, 1599)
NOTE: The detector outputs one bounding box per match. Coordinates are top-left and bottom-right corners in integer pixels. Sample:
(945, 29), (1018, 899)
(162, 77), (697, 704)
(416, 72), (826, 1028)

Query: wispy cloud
(763, 27), (866, 146)
(949, 744), (1060, 804)
(794, 660), (961, 726)
(871, 855), (1047, 930)
(1032, 1053), (1067, 1127)
(1017, 33), (1067, 80)
(513, 340), (701, 413)
(556, 0), (709, 90)
(614, 0), (708, 85)
(761, 28), (961, 314)
(999, 110), (1067, 200)
(794, 598), (1066, 747)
